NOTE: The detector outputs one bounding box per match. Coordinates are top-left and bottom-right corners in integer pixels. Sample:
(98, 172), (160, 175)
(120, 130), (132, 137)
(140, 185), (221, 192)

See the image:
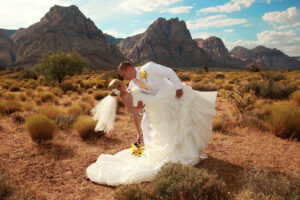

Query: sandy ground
(0, 98), (299, 200)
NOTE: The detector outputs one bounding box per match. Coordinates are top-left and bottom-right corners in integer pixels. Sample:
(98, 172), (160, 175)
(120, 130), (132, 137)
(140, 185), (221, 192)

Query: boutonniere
(140, 69), (148, 81)
(130, 142), (145, 157)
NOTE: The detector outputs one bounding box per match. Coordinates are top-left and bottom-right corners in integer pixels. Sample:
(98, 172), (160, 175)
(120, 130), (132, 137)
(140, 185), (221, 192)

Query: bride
(87, 78), (217, 186)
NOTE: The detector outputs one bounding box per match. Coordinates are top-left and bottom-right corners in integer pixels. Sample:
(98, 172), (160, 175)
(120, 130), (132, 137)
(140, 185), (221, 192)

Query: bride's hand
(135, 101), (145, 112)
(137, 134), (143, 143)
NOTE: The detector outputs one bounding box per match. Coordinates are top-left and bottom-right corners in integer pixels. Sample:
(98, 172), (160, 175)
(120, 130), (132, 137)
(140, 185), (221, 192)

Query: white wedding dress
(86, 80), (217, 186)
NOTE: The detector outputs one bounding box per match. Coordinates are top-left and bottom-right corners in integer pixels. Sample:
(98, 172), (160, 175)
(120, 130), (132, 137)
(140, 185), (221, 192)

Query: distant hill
(230, 46), (300, 69)
(3, 29), (17, 36)
(104, 33), (123, 44)
(118, 17), (212, 68)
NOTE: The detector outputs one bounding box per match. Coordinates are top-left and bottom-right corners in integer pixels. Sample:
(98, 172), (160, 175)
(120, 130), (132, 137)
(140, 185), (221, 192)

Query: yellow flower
(140, 69), (148, 80)
(130, 142), (145, 157)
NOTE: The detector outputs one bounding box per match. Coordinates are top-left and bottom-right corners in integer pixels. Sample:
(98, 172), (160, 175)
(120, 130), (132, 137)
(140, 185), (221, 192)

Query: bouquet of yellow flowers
(130, 142), (145, 157)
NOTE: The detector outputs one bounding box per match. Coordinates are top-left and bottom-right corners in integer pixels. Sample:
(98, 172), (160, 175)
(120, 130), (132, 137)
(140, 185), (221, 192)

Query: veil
(91, 95), (117, 133)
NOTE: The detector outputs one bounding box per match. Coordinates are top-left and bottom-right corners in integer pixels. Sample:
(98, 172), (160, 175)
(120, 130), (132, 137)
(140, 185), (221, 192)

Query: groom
(118, 61), (184, 146)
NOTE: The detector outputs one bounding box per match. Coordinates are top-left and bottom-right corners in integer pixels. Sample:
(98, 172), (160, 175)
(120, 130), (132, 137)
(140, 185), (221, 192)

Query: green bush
(25, 114), (56, 143)
(114, 162), (229, 200)
(267, 102), (300, 138)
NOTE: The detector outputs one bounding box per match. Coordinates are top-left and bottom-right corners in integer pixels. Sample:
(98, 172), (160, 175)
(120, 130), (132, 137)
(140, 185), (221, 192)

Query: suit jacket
(128, 61), (183, 95)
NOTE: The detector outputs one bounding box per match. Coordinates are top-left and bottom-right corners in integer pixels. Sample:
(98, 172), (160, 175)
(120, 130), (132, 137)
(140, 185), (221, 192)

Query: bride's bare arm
(121, 92), (142, 137)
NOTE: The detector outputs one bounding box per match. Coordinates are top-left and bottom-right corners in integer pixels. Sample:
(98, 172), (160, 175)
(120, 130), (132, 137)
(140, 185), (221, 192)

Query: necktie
(136, 79), (148, 90)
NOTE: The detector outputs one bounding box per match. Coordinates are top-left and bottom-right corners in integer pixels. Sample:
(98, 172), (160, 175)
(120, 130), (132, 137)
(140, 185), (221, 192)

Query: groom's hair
(118, 61), (132, 71)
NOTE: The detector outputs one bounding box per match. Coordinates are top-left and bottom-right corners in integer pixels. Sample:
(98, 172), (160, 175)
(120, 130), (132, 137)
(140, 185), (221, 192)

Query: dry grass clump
(290, 90), (300, 106)
(191, 74), (203, 82)
(215, 72), (226, 79)
(59, 81), (74, 93)
(35, 86), (44, 92)
(236, 169), (300, 200)
(191, 82), (217, 91)
(52, 87), (64, 97)
(39, 91), (56, 103)
(24, 79), (38, 89)
(1, 82), (10, 90)
(213, 114), (234, 134)
(0, 174), (13, 199)
(96, 80), (106, 89)
(81, 94), (95, 106)
(267, 102), (300, 139)
(93, 91), (108, 100)
(39, 105), (66, 119)
(114, 162), (229, 200)
(67, 104), (84, 116)
(76, 101), (92, 114)
(8, 84), (21, 92)
(260, 71), (286, 81)
(243, 80), (297, 99)
(62, 98), (72, 107)
(73, 115), (102, 140)
(25, 89), (35, 98)
(25, 114), (56, 143)
(179, 72), (191, 81)
(11, 111), (26, 124)
(23, 101), (36, 112)
(18, 92), (27, 102)
(53, 115), (77, 130)
(0, 100), (22, 115)
(222, 82), (234, 90)
(2, 92), (16, 100)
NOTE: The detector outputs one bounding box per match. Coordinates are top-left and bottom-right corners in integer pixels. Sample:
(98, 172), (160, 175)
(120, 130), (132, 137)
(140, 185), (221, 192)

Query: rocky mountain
(118, 17), (212, 68)
(104, 33), (123, 44)
(11, 5), (124, 69)
(0, 29), (14, 66)
(194, 36), (244, 67)
(230, 46), (300, 69)
(3, 29), (17, 36)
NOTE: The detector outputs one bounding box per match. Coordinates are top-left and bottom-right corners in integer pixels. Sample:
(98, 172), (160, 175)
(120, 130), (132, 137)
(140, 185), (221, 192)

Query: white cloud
(224, 29), (234, 33)
(224, 30), (300, 56)
(186, 15), (247, 30)
(191, 32), (214, 39)
(277, 22), (300, 30)
(0, 0), (71, 29)
(103, 29), (127, 38)
(263, 7), (300, 24)
(119, 0), (182, 14)
(161, 6), (193, 14)
(198, 0), (255, 13)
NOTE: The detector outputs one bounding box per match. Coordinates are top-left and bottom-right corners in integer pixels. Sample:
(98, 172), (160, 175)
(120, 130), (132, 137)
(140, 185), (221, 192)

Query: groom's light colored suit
(128, 61), (183, 147)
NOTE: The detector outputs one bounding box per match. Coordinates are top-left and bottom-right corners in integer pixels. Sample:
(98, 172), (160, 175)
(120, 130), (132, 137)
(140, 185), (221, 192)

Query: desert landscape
(1, 2), (300, 200)
(0, 67), (299, 199)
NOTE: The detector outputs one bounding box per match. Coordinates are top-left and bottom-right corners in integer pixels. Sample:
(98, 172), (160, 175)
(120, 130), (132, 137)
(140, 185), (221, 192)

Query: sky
(0, 0), (300, 56)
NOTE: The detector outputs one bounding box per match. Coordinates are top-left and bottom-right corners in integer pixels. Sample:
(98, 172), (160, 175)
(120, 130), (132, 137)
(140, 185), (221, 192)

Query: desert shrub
(18, 92), (27, 102)
(0, 100), (22, 114)
(25, 89), (35, 98)
(1, 82), (10, 90)
(25, 114), (56, 143)
(222, 83), (234, 90)
(260, 71), (286, 81)
(52, 87), (64, 97)
(67, 104), (84, 116)
(73, 115), (102, 140)
(35, 86), (44, 92)
(215, 72), (225, 79)
(23, 101), (36, 112)
(81, 94), (94, 106)
(236, 113), (268, 132)
(191, 82), (217, 91)
(0, 175), (13, 199)
(11, 111), (25, 123)
(191, 75), (202, 82)
(39, 105), (66, 119)
(3, 92), (16, 100)
(248, 63), (260, 72)
(62, 99), (72, 106)
(59, 81), (74, 93)
(227, 87), (254, 115)
(213, 114), (234, 134)
(93, 91), (108, 100)
(53, 115), (77, 130)
(33, 97), (42, 105)
(238, 169), (300, 200)
(290, 90), (300, 106)
(101, 70), (121, 81)
(179, 73), (191, 81)
(96, 80), (106, 89)
(18, 69), (38, 80)
(8, 84), (20, 92)
(267, 102), (300, 139)
(243, 80), (297, 99)
(40, 91), (56, 102)
(24, 79), (38, 89)
(76, 101), (91, 114)
(114, 162), (229, 200)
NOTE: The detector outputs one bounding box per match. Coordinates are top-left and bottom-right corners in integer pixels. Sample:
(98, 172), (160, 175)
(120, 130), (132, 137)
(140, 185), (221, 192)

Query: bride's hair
(108, 79), (122, 96)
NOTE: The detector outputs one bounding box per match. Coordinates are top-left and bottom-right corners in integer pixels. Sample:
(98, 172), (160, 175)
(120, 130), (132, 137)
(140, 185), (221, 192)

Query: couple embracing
(86, 61), (217, 186)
